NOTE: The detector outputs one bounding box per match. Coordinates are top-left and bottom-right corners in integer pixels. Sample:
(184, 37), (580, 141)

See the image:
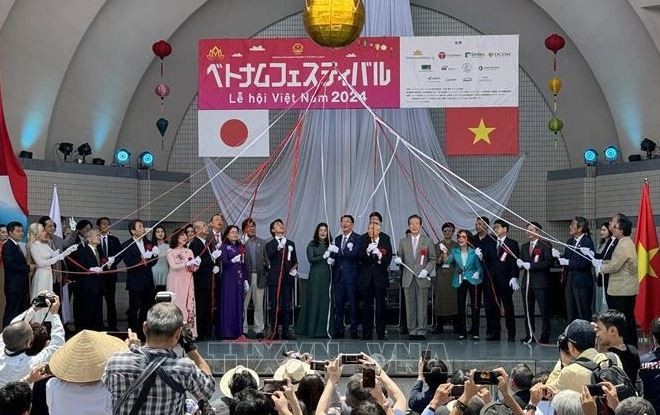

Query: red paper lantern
(545, 33), (565, 71)
(152, 40), (172, 60)
(154, 83), (170, 99)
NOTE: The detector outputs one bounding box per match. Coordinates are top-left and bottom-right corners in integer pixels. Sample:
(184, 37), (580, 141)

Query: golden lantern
(548, 77), (562, 96)
(303, 0), (366, 48)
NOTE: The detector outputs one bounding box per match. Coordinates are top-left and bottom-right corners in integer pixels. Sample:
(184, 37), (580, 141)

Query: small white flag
(49, 185), (63, 238)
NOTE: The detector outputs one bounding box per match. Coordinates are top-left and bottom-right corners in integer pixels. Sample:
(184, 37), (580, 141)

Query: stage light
(138, 151), (154, 169)
(19, 151), (33, 159)
(115, 149), (131, 166)
(641, 138), (657, 159)
(92, 158), (105, 166)
(604, 145), (619, 163)
(77, 143), (92, 163)
(583, 148), (598, 166)
(58, 142), (74, 162)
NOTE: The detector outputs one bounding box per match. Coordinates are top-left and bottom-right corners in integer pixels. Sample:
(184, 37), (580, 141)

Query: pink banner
(198, 37), (400, 110)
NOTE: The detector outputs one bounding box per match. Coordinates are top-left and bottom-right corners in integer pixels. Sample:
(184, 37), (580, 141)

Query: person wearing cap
(45, 330), (127, 414)
(218, 365), (259, 399)
(546, 319), (623, 392)
(103, 302), (215, 415)
(273, 358), (313, 385)
(0, 295), (64, 387)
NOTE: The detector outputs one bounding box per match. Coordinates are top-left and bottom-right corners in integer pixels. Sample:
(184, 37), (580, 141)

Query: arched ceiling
(1, 0), (659, 168)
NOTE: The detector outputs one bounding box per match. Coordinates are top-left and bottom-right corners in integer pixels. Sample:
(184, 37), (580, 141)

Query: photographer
(102, 302), (215, 415)
(0, 293), (64, 387)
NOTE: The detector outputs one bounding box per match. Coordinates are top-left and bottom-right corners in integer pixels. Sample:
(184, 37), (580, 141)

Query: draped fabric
(204, 0), (524, 275)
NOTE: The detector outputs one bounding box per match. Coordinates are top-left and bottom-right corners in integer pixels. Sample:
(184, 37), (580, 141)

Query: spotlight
(77, 143), (92, 163)
(583, 148), (598, 166)
(19, 151), (33, 159)
(115, 148), (131, 166)
(138, 151), (154, 169)
(641, 138), (657, 159)
(604, 145), (619, 163)
(58, 142), (74, 162)
(92, 158), (105, 166)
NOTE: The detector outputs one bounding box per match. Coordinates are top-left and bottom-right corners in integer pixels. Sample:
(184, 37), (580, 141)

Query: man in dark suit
(241, 217), (268, 339)
(63, 219), (93, 326)
(482, 219), (519, 342)
(97, 217), (121, 330)
(2, 222), (30, 327)
(359, 218), (392, 340)
(330, 214), (362, 339)
(517, 222), (553, 344)
(74, 229), (104, 331)
(470, 216), (493, 337)
(553, 216), (595, 322)
(119, 219), (157, 335)
(188, 220), (216, 340)
(265, 219), (298, 340)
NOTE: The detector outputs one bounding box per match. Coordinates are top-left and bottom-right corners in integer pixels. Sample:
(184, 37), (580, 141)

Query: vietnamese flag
(0, 81), (28, 225)
(445, 107), (518, 155)
(634, 180), (660, 333)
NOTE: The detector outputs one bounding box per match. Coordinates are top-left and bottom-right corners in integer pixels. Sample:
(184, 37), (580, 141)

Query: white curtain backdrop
(204, 0), (524, 274)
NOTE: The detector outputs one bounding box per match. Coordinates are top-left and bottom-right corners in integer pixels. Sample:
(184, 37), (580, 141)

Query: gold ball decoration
(303, 0), (366, 48)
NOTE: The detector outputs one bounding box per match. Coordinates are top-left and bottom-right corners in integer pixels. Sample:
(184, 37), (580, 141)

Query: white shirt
(411, 234), (420, 254)
(0, 309), (65, 387)
(574, 233), (585, 246)
(46, 378), (112, 415)
(133, 237), (145, 255)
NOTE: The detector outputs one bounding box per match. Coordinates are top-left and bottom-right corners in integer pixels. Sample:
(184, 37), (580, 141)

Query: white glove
(327, 257), (335, 266)
(142, 251), (154, 259)
(54, 253), (65, 262)
(592, 258), (603, 268)
(522, 262), (530, 270)
(323, 250), (331, 259)
(151, 246), (160, 256)
(347, 242), (353, 251)
(231, 254), (242, 263)
(212, 265), (220, 274)
(244, 280), (250, 293)
(69, 217), (77, 230)
(65, 245), (78, 254)
(328, 244), (339, 253)
(374, 249), (383, 260)
(210, 249), (222, 260)
(289, 268), (298, 277)
(558, 258), (569, 266)
(418, 269), (429, 279)
(53, 249), (61, 256)
(193, 256), (202, 266)
(516, 258), (524, 268)
(278, 238), (287, 250)
(106, 256), (115, 267)
(552, 248), (561, 258)
(438, 243), (448, 253)
(509, 277), (520, 291)
(474, 247), (483, 260)
(185, 258), (197, 267)
(393, 256), (402, 265)
(90, 267), (102, 274)
(472, 271), (480, 280)
(580, 247), (595, 258)
(367, 242), (378, 254)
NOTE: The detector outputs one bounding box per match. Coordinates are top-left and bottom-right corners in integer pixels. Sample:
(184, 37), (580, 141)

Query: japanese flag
(198, 109), (270, 157)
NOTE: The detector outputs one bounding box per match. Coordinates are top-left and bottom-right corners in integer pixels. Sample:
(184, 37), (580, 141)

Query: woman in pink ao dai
(166, 229), (199, 337)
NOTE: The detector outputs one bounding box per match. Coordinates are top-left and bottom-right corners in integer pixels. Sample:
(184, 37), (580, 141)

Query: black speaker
(628, 154), (642, 162)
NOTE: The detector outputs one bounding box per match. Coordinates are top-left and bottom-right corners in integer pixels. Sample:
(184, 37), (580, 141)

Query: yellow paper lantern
(548, 77), (562, 96)
(303, 0), (366, 48)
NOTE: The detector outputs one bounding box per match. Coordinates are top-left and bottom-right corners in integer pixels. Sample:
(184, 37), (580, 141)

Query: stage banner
(198, 37), (400, 110)
(399, 35), (519, 108)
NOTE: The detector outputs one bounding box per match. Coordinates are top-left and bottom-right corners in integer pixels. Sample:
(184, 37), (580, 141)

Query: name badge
(533, 254), (540, 263)
(499, 251), (508, 262)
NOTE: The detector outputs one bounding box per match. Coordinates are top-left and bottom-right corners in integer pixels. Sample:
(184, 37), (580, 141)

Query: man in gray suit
(241, 217), (269, 339)
(394, 214), (437, 340)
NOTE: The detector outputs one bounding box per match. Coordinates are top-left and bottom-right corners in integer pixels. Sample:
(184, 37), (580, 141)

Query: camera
(310, 360), (328, 371)
(178, 323), (196, 353)
(155, 291), (174, 303)
(31, 292), (56, 308)
(362, 363), (376, 388)
(473, 371), (499, 385)
(451, 385), (465, 397)
(341, 354), (362, 365)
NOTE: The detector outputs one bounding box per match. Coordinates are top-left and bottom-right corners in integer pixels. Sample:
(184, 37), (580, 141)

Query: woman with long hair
(443, 229), (483, 340)
(594, 221), (615, 313)
(217, 225), (247, 340)
(151, 225), (169, 292)
(28, 223), (75, 300)
(166, 228), (198, 337)
(295, 223), (332, 338)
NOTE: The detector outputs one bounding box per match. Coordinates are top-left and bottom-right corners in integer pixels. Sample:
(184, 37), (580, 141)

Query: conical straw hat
(49, 330), (128, 383)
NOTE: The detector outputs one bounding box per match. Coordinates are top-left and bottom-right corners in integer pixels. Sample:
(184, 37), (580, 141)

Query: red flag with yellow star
(445, 107), (518, 155)
(634, 180), (660, 333)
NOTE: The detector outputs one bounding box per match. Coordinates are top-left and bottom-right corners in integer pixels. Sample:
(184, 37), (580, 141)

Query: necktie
(93, 247), (100, 265)
(529, 241), (534, 255)
(341, 235), (347, 250)
(102, 236), (108, 257)
(216, 233), (221, 243)
(497, 240), (502, 252)
(412, 236), (418, 255)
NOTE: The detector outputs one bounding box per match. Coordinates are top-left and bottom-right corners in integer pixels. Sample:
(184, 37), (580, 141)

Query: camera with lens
(179, 323), (196, 353)
(32, 292), (57, 308)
